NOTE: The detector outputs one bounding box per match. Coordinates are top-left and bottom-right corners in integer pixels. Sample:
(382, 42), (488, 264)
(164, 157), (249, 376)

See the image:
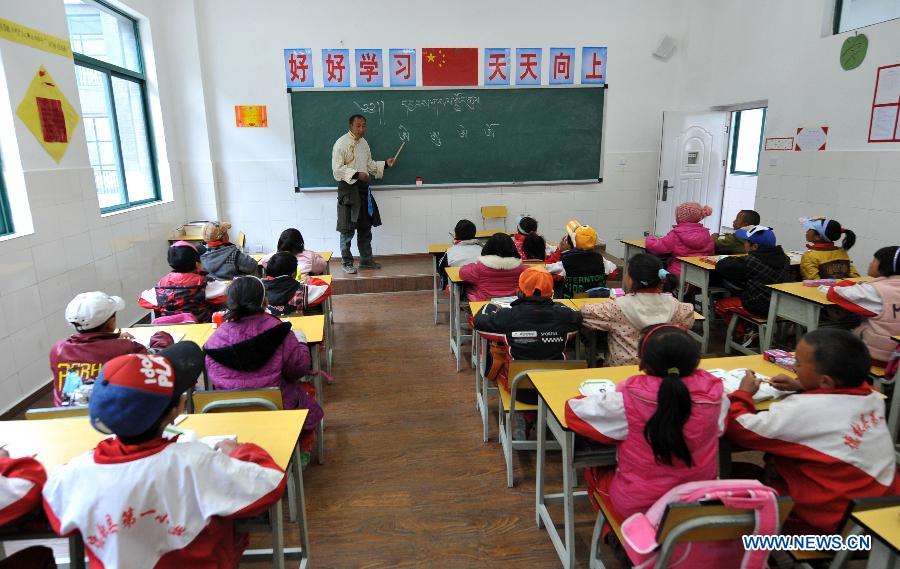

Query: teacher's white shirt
(332, 132), (385, 185)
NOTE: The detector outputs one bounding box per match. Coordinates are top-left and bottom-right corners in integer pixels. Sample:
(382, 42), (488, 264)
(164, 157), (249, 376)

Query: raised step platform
(329, 254), (433, 295)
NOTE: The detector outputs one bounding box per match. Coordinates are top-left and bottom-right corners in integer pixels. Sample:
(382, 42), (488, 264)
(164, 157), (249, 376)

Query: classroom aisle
(286, 290), (600, 568)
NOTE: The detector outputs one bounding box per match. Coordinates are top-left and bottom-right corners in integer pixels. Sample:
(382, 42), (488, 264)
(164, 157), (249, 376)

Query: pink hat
(675, 202), (713, 224)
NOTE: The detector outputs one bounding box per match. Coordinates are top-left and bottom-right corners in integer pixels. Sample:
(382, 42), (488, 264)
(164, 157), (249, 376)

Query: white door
(654, 111), (729, 233)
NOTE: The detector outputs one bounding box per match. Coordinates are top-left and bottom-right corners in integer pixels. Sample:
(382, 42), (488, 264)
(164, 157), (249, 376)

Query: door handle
(661, 179), (674, 201)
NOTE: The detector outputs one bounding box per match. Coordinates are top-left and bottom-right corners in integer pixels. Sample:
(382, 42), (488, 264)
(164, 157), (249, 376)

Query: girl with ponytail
(580, 253), (694, 366)
(564, 325), (728, 522)
(799, 216), (860, 279)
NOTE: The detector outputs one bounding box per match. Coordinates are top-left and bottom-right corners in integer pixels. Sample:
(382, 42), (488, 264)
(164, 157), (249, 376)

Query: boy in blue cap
(713, 226), (791, 343)
(43, 342), (286, 568)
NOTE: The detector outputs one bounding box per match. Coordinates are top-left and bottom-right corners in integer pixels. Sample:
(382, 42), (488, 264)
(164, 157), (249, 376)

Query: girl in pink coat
(459, 233), (526, 301)
(645, 202), (715, 277)
(565, 325), (728, 524)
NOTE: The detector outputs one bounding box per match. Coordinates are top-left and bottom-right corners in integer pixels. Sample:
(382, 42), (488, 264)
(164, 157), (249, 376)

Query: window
(834, 0), (900, 33)
(729, 108), (766, 176)
(0, 153), (13, 236)
(65, 0), (159, 212)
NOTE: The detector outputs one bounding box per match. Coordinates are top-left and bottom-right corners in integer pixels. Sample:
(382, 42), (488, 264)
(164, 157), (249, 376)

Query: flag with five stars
(422, 48), (478, 86)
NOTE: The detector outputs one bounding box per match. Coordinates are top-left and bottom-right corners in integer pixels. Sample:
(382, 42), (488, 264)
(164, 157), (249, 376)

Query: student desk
(282, 315), (326, 464)
(428, 243), (452, 324)
(445, 266), (469, 372)
(0, 410), (310, 569)
(851, 505), (900, 569)
(123, 323), (215, 347)
(468, 298), (578, 442)
(761, 277), (871, 351)
(531, 354), (794, 569)
(620, 238), (647, 268)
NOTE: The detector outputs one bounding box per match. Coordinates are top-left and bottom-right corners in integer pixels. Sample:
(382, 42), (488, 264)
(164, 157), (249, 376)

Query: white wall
(174, 0), (695, 258)
(0, 0), (187, 413)
(679, 0), (900, 263)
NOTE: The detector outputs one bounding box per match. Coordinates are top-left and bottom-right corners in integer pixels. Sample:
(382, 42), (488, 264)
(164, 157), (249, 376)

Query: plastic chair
(480, 205), (508, 231)
(192, 388), (283, 413)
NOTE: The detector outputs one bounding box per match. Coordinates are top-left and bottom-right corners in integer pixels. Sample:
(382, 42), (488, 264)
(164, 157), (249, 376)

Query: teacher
(332, 114), (395, 274)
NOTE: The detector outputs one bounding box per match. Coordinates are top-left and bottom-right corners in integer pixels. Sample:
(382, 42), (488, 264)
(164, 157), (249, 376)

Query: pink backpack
(152, 313), (198, 325)
(621, 479), (781, 569)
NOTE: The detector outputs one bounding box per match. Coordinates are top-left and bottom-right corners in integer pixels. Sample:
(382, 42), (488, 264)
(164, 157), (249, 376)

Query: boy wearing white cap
(49, 292), (173, 406)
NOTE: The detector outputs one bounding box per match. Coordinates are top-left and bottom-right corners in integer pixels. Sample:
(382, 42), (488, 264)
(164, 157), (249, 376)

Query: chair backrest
(25, 406), (89, 420)
(192, 388), (284, 414)
(235, 231), (247, 250)
(480, 205), (507, 220)
(656, 496), (793, 545)
(509, 359), (587, 390)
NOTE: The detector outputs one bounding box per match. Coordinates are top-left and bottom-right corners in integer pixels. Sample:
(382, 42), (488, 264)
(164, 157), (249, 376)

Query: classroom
(0, 0), (898, 567)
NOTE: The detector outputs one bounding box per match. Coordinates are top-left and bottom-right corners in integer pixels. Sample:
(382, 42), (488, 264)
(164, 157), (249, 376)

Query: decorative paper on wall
(794, 127), (828, 151)
(389, 49), (416, 87)
(484, 48), (510, 86)
(15, 66), (80, 163)
(868, 63), (900, 143)
(322, 49), (350, 87)
(355, 49), (383, 88)
(581, 47), (607, 85)
(235, 105), (268, 128)
(549, 48), (575, 85)
(422, 48), (478, 86)
(839, 34), (867, 71)
(764, 137), (794, 151)
(284, 48), (313, 88)
(0, 17), (72, 58)
(515, 48), (542, 85)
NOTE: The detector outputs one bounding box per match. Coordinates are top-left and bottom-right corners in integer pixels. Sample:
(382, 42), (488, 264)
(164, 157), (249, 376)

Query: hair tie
(639, 279), (650, 286)
(658, 268), (669, 279)
(841, 228), (847, 234)
(893, 247), (900, 272)
(667, 367), (680, 376)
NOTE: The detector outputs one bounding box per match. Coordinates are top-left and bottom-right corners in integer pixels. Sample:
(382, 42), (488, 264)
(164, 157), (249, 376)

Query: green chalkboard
(290, 86), (604, 189)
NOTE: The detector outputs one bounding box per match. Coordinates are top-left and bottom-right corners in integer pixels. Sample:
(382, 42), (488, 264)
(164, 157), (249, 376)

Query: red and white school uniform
(727, 387), (900, 534)
(0, 457), (46, 526)
(827, 276), (900, 365)
(43, 437), (286, 569)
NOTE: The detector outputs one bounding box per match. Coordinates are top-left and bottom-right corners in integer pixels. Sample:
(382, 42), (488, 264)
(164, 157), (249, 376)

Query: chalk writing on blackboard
(430, 131), (443, 147)
(353, 100), (385, 125)
(400, 93), (480, 116)
(484, 123), (500, 138)
(398, 124), (410, 142)
(457, 125), (468, 139)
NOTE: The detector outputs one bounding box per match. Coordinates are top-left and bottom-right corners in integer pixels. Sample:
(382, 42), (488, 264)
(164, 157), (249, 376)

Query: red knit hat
(675, 202), (713, 224)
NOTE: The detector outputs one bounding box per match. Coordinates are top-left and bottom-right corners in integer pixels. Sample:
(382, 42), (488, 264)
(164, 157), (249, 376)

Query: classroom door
(654, 111), (729, 233)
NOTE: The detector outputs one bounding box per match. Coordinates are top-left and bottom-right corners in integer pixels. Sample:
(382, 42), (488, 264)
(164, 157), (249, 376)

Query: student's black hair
(821, 219), (856, 251)
(276, 228), (305, 255)
(454, 219), (477, 241)
(224, 276), (266, 322)
(518, 216), (538, 234)
(872, 246), (900, 277)
(167, 244), (200, 273)
(522, 233), (546, 261)
(739, 210), (760, 226)
(117, 401), (178, 445)
(481, 232), (519, 258)
(267, 251), (298, 279)
(638, 325), (700, 467)
(627, 253), (677, 293)
(801, 329), (870, 388)
(348, 114), (366, 126)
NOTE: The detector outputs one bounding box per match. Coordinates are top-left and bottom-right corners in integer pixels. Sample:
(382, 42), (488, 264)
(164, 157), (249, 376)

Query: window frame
(69, 0), (161, 214)
(0, 152), (14, 236)
(833, 0), (900, 34)
(729, 108), (767, 176)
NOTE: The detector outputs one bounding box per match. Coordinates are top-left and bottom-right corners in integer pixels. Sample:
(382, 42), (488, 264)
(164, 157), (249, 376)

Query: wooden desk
(676, 256), (725, 354)
(531, 354), (795, 568)
(282, 315), (326, 464)
(123, 323), (215, 347)
(428, 244), (451, 324)
(761, 277), (871, 351)
(0, 411), (310, 569)
(445, 267), (468, 372)
(620, 238), (647, 268)
(852, 505), (900, 568)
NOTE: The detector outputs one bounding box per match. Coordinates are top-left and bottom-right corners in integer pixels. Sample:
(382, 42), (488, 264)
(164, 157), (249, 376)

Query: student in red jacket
(50, 292), (173, 406)
(139, 241), (227, 323)
(0, 449), (55, 568)
(459, 233), (526, 301)
(43, 342), (287, 568)
(727, 329), (899, 534)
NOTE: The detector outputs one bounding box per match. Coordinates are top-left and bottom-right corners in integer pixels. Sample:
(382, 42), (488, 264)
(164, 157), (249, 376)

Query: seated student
(521, 232), (547, 262)
(43, 342), (288, 567)
(204, 276), (323, 466)
(139, 241), (227, 323)
(259, 228), (326, 277)
(712, 209), (760, 254)
(645, 202), (715, 277)
(827, 245), (900, 366)
(713, 226), (791, 343)
(50, 292), (173, 407)
(446, 219), (483, 267)
(546, 220), (617, 298)
(200, 221), (258, 280)
(0, 448), (55, 569)
(512, 216), (538, 259)
(263, 252), (332, 317)
(728, 329), (900, 534)
(581, 253), (694, 366)
(459, 233), (526, 301)
(799, 216), (859, 280)
(565, 325), (728, 523)
(473, 267), (582, 403)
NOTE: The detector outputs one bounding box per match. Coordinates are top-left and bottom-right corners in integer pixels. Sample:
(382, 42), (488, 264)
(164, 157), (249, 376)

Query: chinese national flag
(422, 48), (478, 86)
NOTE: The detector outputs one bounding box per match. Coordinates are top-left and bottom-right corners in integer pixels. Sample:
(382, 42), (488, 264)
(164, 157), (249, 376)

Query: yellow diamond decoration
(16, 65), (80, 163)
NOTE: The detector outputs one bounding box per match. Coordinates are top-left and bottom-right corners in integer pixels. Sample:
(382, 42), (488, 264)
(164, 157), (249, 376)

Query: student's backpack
(620, 479), (781, 569)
